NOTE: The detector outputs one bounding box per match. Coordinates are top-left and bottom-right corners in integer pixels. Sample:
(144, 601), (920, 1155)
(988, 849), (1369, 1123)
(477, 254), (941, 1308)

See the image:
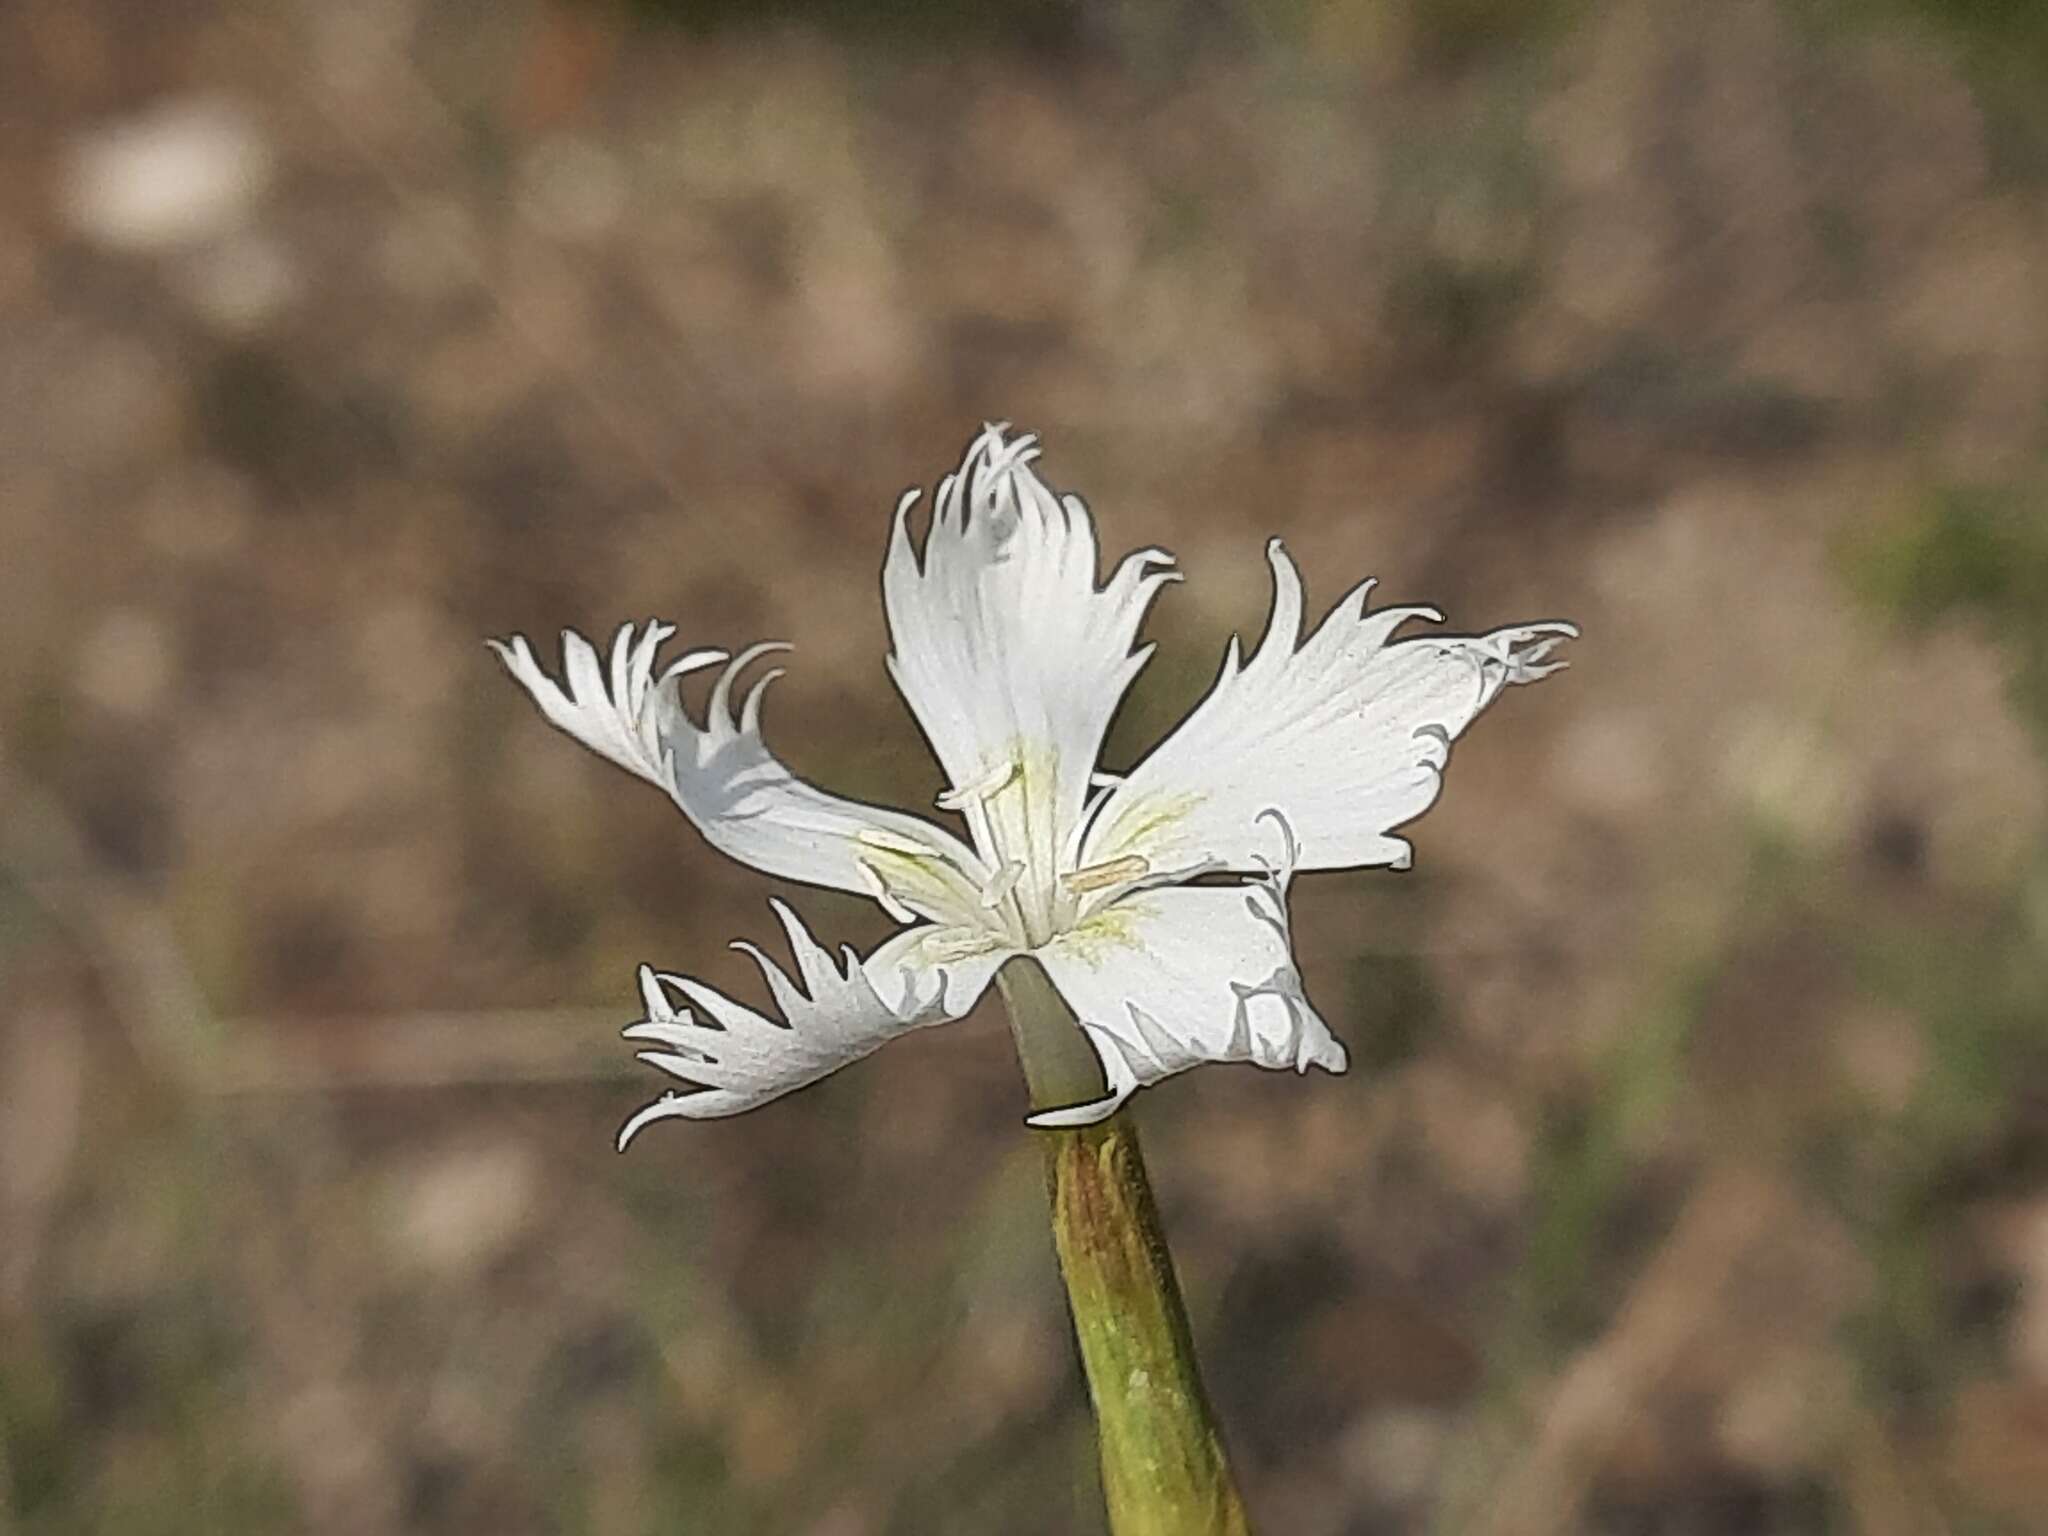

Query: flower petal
(616, 900), (1009, 1146)
(1029, 855), (1346, 1126)
(864, 921), (1014, 1020)
(493, 623), (987, 923)
(882, 426), (1179, 941)
(1080, 542), (1576, 879)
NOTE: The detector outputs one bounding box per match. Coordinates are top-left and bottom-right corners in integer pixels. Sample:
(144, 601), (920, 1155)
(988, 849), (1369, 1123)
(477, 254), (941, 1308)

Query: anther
(1061, 854), (1151, 894)
(979, 860), (1024, 909)
(936, 758), (1018, 810)
(926, 930), (999, 963)
(855, 859), (918, 925)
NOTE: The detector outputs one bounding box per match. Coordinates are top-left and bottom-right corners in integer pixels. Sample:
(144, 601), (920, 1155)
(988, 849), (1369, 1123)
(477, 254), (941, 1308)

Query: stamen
(979, 860), (1025, 909)
(855, 827), (931, 857)
(935, 758), (1018, 810)
(1061, 854), (1151, 894)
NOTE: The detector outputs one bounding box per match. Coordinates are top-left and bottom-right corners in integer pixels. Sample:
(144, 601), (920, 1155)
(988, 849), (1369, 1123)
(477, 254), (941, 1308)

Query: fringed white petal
(616, 901), (1008, 1146)
(490, 623), (721, 784)
(882, 425), (1179, 943)
(492, 623), (987, 923)
(864, 921), (1013, 1020)
(1027, 833), (1345, 1125)
(1080, 542), (1576, 879)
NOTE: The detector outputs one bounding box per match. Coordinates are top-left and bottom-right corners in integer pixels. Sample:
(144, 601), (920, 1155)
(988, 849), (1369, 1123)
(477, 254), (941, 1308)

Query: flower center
(935, 757), (1041, 940)
(925, 754), (1157, 948)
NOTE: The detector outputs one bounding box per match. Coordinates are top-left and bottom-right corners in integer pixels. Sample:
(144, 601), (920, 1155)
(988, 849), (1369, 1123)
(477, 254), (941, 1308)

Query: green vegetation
(1845, 479), (2048, 734)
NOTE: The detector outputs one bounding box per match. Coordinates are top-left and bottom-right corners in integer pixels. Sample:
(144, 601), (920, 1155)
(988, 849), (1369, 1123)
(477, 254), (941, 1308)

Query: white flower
(493, 426), (1575, 1145)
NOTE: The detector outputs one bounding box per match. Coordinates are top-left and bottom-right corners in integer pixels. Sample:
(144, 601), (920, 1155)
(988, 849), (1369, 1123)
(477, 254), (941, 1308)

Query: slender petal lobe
(883, 426), (1178, 942)
(1081, 543), (1576, 879)
(616, 901), (1006, 1145)
(493, 624), (986, 922)
(1029, 865), (1345, 1127)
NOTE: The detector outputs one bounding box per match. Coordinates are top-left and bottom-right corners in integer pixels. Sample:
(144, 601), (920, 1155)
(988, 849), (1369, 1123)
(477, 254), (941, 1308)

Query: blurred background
(5, 0), (2048, 1531)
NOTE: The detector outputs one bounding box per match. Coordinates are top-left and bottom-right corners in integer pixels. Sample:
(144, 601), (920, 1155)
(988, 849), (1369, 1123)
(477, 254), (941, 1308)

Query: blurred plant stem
(998, 959), (1250, 1535)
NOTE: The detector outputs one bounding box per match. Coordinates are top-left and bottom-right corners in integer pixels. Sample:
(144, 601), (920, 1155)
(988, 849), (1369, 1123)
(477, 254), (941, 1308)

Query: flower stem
(1040, 1110), (1252, 1536)
(996, 955), (1109, 1113)
(995, 956), (1250, 1532)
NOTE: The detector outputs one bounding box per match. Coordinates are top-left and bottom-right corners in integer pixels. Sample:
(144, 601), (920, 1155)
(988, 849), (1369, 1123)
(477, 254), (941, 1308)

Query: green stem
(1041, 1112), (1251, 1536)
(996, 955), (1109, 1113)
(995, 956), (1250, 1535)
